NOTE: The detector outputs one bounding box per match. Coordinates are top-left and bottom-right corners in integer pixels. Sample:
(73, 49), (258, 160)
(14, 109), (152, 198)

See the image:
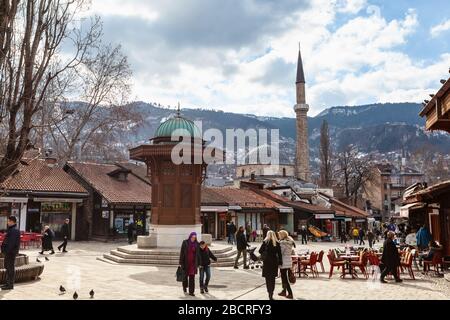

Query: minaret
(294, 45), (310, 181)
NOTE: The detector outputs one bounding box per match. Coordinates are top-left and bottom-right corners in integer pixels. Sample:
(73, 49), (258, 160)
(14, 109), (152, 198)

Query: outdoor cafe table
(292, 254), (309, 277)
(339, 255), (360, 279)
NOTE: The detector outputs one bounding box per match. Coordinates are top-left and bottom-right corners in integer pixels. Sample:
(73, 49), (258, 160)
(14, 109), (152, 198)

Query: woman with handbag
(179, 232), (201, 296)
(278, 230), (295, 299)
(259, 230), (282, 300)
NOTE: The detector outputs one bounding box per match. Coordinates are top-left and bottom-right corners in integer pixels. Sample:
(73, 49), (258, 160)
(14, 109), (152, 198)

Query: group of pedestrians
(0, 216), (71, 291)
(178, 224), (298, 300)
(39, 218), (71, 255)
(179, 232), (217, 296)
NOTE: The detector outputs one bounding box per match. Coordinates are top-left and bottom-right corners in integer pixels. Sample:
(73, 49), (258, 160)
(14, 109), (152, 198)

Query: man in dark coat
(127, 221), (135, 245)
(1, 216), (21, 290)
(179, 232), (201, 296)
(57, 218), (70, 252)
(234, 226), (250, 269)
(300, 225), (308, 244)
(380, 231), (402, 283)
(229, 221), (237, 245)
(359, 228), (365, 245)
(262, 224), (270, 239)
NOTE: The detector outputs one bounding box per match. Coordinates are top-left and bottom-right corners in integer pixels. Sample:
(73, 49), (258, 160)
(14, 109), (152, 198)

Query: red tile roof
(0, 159), (87, 195)
(115, 162), (150, 184)
(330, 198), (368, 218)
(201, 187), (229, 205)
(67, 162), (151, 205)
(205, 187), (284, 210)
(254, 189), (334, 214)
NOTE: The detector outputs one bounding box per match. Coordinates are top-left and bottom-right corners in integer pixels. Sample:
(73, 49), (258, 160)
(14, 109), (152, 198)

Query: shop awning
(33, 197), (84, 203)
(279, 207), (294, 213)
(0, 197), (28, 203)
(228, 205), (242, 211)
(314, 214), (335, 219)
(201, 206), (229, 212)
(400, 202), (425, 218)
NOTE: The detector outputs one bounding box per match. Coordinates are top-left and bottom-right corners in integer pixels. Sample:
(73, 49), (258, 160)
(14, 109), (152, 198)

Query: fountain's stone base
(0, 254), (44, 283)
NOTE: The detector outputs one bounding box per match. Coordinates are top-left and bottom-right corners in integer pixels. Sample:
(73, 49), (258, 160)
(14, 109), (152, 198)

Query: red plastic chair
(351, 251), (369, 278)
(424, 251), (443, 275)
(327, 250), (346, 278)
(316, 250), (325, 273)
(300, 252), (319, 277)
(20, 235), (32, 249)
(400, 251), (415, 280)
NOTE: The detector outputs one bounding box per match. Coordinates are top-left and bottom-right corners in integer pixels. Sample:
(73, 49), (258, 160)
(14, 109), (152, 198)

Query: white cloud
(88, 0), (450, 118)
(336, 0), (367, 14)
(430, 19), (450, 38)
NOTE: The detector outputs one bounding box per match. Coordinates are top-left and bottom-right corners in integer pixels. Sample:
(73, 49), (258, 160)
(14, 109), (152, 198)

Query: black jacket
(229, 224), (237, 235)
(61, 223), (70, 239)
(199, 247), (217, 266)
(381, 238), (400, 268)
(262, 227), (270, 239)
(179, 239), (201, 271)
(42, 229), (54, 250)
(1, 224), (20, 256)
(236, 232), (249, 251)
(259, 241), (282, 278)
(127, 223), (135, 237)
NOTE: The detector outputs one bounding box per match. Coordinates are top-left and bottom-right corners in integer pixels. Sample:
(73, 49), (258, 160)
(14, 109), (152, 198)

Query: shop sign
(102, 211), (110, 219)
(314, 214), (335, 219)
(41, 202), (71, 213)
(219, 212), (227, 219)
(101, 198), (109, 207)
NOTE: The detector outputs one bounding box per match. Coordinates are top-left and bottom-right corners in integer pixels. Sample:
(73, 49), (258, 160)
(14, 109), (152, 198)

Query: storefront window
(40, 202), (72, 237)
(0, 203), (11, 231)
(115, 212), (133, 234)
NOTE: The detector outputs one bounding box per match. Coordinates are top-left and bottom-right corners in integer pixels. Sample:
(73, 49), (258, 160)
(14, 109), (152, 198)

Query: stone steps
(102, 254), (243, 267)
(112, 248), (237, 260)
(116, 245), (234, 256)
(102, 244), (243, 267)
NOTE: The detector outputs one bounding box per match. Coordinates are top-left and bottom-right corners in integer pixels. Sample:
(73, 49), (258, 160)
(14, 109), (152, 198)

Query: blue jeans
(199, 266), (211, 289)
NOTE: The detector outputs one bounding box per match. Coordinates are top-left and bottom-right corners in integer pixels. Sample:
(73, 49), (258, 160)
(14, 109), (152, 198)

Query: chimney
(44, 148), (57, 167)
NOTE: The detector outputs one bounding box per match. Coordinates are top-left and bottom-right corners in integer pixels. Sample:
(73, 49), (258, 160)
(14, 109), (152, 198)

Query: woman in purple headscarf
(179, 232), (200, 296)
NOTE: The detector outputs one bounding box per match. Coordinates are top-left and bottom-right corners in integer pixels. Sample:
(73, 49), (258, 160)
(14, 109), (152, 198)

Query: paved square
(1, 241), (448, 300)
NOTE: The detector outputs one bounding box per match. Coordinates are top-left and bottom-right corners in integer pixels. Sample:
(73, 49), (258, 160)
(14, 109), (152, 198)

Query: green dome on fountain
(154, 106), (201, 139)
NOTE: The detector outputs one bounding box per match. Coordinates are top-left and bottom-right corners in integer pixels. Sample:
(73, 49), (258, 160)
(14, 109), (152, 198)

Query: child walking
(198, 241), (217, 294)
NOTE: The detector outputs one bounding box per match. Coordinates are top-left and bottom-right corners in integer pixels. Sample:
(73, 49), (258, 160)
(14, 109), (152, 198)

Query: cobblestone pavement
(1, 240), (448, 300)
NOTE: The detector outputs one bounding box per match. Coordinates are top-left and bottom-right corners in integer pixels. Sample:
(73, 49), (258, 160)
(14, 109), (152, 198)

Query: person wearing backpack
(39, 225), (55, 255)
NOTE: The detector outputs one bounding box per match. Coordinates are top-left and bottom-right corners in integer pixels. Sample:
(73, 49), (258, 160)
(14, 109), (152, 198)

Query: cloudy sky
(87, 0), (450, 117)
